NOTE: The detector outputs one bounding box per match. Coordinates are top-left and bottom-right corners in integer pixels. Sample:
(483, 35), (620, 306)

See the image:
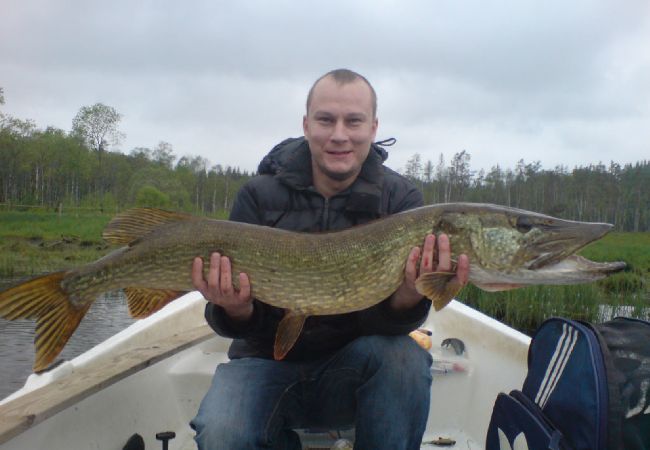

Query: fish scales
(63, 217), (427, 315)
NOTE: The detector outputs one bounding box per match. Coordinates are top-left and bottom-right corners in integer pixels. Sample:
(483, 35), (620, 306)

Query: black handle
(155, 431), (176, 450)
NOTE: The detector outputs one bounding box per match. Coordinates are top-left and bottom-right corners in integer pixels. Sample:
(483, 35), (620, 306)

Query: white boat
(0, 293), (530, 450)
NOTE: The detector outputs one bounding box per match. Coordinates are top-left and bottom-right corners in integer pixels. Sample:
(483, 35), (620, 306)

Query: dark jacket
(205, 137), (431, 361)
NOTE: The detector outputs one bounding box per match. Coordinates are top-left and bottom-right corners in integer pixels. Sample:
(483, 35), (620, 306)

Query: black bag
(486, 316), (650, 450)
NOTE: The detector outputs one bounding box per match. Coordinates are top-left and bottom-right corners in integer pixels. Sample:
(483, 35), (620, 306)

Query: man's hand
(390, 233), (469, 311)
(192, 252), (254, 322)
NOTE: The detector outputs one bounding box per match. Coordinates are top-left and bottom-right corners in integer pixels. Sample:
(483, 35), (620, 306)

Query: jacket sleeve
(389, 176), (424, 214)
(203, 182), (279, 339)
(358, 173), (430, 335)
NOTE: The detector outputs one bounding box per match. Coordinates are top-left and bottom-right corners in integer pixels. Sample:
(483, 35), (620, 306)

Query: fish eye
(516, 216), (533, 233)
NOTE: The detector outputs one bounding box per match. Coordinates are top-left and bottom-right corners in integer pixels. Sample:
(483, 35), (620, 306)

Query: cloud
(1, 0), (648, 174)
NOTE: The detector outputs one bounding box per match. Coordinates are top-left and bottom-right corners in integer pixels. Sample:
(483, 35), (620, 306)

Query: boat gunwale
(0, 323), (212, 444)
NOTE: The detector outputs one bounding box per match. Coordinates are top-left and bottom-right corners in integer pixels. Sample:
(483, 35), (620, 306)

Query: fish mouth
(532, 254), (626, 277)
(525, 222), (614, 270)
(471, 255), (626, 291)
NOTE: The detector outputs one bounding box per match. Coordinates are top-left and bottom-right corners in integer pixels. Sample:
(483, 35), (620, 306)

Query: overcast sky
(1, 0), (649, 175)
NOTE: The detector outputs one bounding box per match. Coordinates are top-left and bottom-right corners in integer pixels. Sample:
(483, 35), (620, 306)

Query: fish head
(434, 204), (626, 290)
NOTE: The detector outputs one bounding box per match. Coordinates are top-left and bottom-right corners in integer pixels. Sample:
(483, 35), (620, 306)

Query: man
(190, 69), (470, 450)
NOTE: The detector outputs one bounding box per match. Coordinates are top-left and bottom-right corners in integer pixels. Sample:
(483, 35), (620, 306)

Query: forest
(1, 96), (648, 230)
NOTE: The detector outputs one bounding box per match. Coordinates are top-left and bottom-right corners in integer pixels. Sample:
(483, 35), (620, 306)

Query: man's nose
(330, 120), (349, 143)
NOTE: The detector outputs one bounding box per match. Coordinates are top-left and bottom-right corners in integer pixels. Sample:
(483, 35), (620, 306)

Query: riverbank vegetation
(0, 210), (113, 277)
(1, 99), (648, 231)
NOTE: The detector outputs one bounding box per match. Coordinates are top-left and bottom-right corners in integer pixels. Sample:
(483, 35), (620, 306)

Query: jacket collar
(269, 137), (386, 214)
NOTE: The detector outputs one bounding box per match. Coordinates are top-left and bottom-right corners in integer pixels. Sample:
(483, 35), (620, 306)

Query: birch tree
(71, 103), (123, 202)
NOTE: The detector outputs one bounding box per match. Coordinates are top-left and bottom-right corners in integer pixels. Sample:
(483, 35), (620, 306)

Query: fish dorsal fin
(103, 208), (198, 244)
(415, 272), (464, 311)
(274, 311), (308, 360)
(124, 287), (187, 318)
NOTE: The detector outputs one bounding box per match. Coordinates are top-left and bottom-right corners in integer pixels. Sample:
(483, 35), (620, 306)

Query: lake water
(0, 278), (136, 400)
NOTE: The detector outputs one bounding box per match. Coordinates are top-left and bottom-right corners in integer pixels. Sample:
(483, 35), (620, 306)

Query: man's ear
(371, 117), (379, 139)
(302, 115), (308, 135)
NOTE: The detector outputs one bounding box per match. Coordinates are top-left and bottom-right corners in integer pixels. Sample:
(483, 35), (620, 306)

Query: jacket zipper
(321, 198), (330, 231)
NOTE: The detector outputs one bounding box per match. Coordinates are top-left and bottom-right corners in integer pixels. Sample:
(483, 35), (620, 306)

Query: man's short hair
(306, 68), (378, 118)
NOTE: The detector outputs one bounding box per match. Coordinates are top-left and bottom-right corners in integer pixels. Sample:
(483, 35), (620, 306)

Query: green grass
(0, 210), (113, 242)
(0, 211), (115, 277)
(0, 209), (230, 277)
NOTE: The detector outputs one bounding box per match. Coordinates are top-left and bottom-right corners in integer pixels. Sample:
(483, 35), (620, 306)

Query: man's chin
(321, 167), (357, 182)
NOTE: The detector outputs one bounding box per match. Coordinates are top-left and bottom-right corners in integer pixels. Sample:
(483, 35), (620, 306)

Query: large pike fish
(0, 204), (625, 371)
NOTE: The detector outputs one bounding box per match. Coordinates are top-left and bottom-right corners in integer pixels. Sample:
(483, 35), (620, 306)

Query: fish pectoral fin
(124, 288), (187, 318)
(0, 271), (90, 372)
(274, 311), (307, 360)
(102, 208), (199, 245)
(415, 271), (463, 311)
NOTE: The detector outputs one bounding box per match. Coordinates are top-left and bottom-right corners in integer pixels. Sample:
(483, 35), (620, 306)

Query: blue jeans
(190, 335), (433, 450)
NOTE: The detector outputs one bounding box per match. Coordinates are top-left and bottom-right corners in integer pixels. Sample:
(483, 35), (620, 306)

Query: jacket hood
(256, 137), (393, 213)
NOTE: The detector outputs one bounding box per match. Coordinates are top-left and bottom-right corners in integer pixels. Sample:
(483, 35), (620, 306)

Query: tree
(448, 150), (472, 200)
(404, 153), (423, 181)
(0, 87), (4, 125)
(71, 103), (123, 202)
(176, 155), (210, 212)
(152, 141), (175, 169)
(423, 160), (434, 184)
(0, 116), (37, 204)
(421, 159), (436, 204)
(71, 103), (122, 154)
(136, 185), (171, 208)
(435, 153), (450, 203)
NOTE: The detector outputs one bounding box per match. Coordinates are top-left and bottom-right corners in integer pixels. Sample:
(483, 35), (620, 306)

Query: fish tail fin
(0, 271), (90, 372)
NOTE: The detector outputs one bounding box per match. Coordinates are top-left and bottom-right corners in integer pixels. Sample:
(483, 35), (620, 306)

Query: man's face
(303, 76), (378, 183)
